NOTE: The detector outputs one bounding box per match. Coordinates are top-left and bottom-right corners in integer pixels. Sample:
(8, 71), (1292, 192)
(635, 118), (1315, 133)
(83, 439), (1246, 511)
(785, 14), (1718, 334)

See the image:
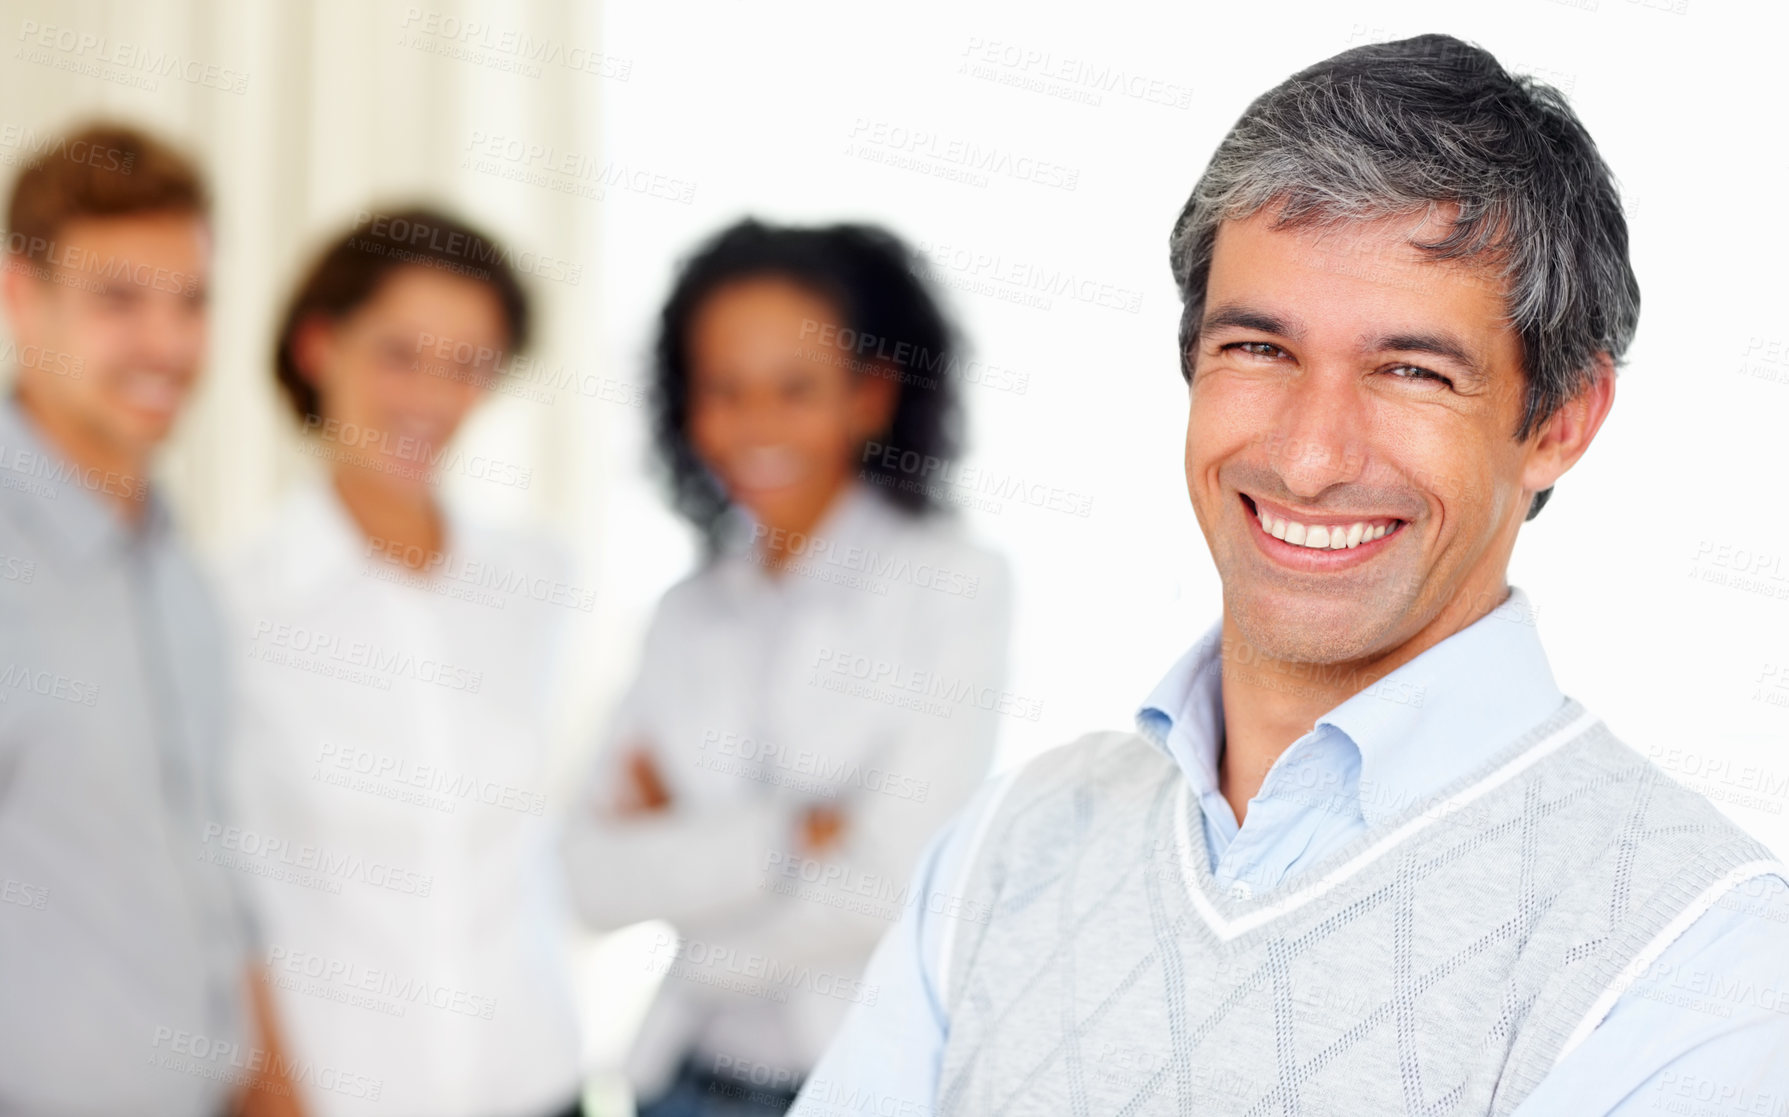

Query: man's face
(4, 212), (210, 461)
(1185, 207), (1546, 667)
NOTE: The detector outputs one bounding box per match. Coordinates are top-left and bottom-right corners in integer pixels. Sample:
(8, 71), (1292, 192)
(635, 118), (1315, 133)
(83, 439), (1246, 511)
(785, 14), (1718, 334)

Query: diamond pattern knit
(936, 699), (1778, 1117)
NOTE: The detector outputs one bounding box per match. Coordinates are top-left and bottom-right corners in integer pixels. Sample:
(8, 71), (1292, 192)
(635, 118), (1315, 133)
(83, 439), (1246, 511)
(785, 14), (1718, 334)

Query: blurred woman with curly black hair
(564, 218), (1013, 1116)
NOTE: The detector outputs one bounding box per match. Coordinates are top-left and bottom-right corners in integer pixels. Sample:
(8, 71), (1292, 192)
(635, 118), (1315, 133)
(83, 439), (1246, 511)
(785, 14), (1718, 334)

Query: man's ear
(1, 261), (43, 340)
(1520, 353), (1617, 498)
(851, 361), (902, 441)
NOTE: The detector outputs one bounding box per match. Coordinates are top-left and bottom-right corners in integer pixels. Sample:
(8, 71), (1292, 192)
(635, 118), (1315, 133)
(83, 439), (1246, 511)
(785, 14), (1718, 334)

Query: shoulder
(980, 730), (1174, 832)
(1568, 720), (1777, 856)
(648, 556), (731, 622)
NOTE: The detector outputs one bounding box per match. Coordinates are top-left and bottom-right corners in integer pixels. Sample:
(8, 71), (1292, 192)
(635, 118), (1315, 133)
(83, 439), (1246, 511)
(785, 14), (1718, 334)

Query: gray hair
(1168, 34), (1640, 520)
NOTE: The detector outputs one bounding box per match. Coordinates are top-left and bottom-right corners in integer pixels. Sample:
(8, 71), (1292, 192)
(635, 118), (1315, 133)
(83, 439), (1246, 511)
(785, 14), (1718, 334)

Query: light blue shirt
(0, 395), (251, 1115)
(792, 586), (1789, 1116)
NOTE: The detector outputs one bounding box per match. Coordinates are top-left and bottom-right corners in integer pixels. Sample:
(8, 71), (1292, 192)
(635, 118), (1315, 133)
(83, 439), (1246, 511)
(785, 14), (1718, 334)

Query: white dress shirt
(563, 483), (1013, 1098)
(224, 477), (583, 1117)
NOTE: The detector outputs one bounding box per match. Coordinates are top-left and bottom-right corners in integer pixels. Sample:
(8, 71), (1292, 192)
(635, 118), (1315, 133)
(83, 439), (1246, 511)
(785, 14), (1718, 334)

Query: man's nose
(140, 294), (205, 369)
(1266, 369), (1368, 498)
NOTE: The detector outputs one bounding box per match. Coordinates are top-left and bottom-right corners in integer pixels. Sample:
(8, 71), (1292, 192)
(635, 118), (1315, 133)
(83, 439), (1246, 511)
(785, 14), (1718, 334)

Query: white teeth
(1254, 501), (1400, 552)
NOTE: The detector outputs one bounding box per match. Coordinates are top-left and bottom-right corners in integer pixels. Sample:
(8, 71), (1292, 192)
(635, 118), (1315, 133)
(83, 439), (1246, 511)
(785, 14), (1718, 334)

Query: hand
(615, 745), (672, 815)
(800, 803), (846, 854)
(235, 969), (307, 1117)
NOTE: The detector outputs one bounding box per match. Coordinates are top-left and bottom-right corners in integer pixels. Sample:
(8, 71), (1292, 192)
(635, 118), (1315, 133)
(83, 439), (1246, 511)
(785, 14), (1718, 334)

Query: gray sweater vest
(936, 699), (1780, 1116)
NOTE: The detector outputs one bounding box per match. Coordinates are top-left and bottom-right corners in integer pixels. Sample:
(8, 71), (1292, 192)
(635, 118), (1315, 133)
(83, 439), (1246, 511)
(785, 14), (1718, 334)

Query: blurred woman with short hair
(226, 208), (584, 1117)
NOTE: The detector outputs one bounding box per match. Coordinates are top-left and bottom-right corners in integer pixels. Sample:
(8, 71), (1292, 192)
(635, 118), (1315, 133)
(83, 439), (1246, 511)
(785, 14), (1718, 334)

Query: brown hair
(5, 121), (208, 263)
(272, 206), (532, 426)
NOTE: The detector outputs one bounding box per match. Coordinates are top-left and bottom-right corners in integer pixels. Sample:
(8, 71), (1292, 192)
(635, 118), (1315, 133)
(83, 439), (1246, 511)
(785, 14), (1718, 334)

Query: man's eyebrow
(1365, 330), (1489, 382)
(1201, 304), (1302, 340)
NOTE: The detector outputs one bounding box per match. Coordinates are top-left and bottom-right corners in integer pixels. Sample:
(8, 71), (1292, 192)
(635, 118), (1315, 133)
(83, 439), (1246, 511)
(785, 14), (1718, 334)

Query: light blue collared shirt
(0, 395), (251, 1115)
(793, 586), (1789, 1116)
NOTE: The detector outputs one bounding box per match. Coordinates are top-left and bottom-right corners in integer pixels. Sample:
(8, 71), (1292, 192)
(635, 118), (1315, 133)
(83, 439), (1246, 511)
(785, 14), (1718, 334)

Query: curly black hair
(650, 218), (965, 553)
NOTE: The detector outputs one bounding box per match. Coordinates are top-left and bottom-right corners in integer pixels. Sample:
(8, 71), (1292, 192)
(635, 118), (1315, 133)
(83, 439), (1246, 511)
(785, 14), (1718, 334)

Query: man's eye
(1224, 341), (1287, 359)
(1388, 364), (1454, 388)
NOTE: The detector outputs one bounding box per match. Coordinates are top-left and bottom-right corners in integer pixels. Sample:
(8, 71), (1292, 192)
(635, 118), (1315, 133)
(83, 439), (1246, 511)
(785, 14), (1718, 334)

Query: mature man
(792, 34), (1788, 1116)
(0, 124), (300, 1115)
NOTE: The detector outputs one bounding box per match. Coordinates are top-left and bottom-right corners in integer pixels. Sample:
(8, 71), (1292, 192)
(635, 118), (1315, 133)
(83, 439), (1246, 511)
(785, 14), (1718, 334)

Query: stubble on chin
(1219, 574), (1414, 671)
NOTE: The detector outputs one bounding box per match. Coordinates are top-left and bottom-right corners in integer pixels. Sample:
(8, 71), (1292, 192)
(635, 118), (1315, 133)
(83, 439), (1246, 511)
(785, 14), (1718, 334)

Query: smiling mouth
(1241, 493), (1408, 552)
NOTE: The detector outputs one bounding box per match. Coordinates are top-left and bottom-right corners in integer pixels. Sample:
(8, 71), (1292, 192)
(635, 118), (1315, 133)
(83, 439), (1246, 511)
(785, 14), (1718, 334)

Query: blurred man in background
(0, 122), (301, 1116)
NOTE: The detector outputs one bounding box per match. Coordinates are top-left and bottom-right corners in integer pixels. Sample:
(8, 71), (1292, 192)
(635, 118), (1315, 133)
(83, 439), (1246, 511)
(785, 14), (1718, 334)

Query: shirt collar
(0, 392), (172, 562)
(257, 472), (476, 604)
(1136, 586), (1563, 828)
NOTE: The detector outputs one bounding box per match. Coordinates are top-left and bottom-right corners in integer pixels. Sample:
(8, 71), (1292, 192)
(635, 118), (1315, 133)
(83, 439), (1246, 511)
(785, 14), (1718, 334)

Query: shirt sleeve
(790, 770), (1016, 1117)
(1511, 872), (1789, 1116)
(557, 657), (796, 929)
(559, 575), (816, 930)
